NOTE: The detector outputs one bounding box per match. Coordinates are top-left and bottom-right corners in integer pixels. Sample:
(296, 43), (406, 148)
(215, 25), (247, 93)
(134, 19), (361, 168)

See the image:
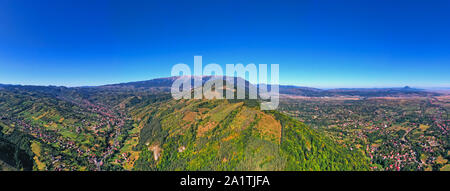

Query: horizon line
(1, 76), (449, 90)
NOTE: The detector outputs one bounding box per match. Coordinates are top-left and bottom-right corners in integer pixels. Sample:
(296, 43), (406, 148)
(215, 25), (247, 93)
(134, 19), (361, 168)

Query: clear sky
(0, 0), (449, 88)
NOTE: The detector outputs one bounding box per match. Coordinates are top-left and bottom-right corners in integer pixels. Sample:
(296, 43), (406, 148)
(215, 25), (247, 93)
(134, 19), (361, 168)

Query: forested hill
(123, 97), (370, 170)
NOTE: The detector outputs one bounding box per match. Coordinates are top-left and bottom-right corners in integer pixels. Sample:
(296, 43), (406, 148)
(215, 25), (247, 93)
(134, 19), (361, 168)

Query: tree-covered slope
(121, 98), (370, 171)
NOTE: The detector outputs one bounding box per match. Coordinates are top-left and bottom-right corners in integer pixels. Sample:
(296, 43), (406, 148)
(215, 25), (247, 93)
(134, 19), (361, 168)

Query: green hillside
(119, 98), (370, 171)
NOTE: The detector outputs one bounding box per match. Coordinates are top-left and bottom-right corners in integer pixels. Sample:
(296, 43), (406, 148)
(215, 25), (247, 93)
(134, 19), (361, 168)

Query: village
(0, 92), (131, 171)
(280, 96), (449, 171)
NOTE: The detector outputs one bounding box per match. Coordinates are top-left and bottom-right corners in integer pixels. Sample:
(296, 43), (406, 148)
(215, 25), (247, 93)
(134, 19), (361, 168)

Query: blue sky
(0, 0), (449, 88)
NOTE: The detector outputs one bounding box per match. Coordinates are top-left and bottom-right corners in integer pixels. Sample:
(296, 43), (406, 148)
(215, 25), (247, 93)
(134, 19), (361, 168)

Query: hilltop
(121, 97), (369, 170)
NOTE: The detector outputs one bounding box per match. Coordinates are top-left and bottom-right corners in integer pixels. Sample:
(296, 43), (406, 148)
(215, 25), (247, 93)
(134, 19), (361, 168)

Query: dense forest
(126, 98), (369, 171)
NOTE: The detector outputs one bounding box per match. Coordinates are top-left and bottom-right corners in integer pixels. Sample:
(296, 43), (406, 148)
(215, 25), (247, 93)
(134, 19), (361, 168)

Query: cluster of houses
(282, 99), (449, 171)
(4, 96), (129, 171)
